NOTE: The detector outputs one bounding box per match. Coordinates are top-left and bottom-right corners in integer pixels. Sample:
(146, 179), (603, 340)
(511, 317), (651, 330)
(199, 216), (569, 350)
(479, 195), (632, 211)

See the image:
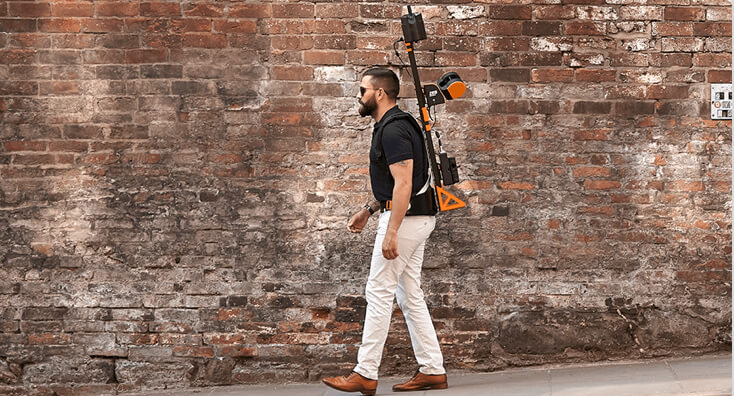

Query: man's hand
(347, 209), (370, 233)
(382, 229), (399, 259)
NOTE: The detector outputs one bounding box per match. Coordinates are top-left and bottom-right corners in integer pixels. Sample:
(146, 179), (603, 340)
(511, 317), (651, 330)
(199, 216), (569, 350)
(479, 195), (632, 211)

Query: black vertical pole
(404, 39), (442, 187)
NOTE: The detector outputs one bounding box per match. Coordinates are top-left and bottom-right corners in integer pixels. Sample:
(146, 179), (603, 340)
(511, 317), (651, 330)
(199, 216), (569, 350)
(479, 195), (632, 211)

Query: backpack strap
(373, 110), (430, 192)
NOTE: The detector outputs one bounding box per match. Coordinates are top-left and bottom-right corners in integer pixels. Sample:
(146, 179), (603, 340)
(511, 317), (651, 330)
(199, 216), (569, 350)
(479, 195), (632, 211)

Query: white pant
(353, 211), (445, 380)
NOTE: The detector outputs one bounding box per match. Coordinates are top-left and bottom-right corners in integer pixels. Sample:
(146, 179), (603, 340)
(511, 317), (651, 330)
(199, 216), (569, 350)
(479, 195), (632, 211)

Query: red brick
(479, 21), (522, 36)
(140, 2), (181, 17)
(49, 141), (88, 152)
(584, 180), (621, 190)
(0, 49), (37, 64)
(214, 20), (256, 34)
(171, 18), (211, 33)
(667, 180), (705, 191)
(9, 2), (50, 17)
(183, 3), (223, 17)
(183, 34), (227, 48)
(261, 20), (303, 35)
(359, 4), (402, 18)
(40, 81), (79, 95)
(81, 19), (124, 33)
(490, 68), (530, 82)
(10, 33), (51, 48)
(533, 5), (575, 20)
(693, 22), (731, 37)
(274, 3), (315, 18)
(665, 7), (705, 21)
(647, 85), (689, 99)
(229, 4), (270, 18)
(347, 50), (387, 66)
(486, 37), (529, 51)
(1, 18), (37, 32)
(573, 101), (612, 114)
(315, 36), (357, 51)
(576, 69), (616, 82)
(653, 22), (693, 36)
(498, 181), (535, 190)
(574, 129), (610, 140)
(314, 3), (355, 18)
(565, 21), (605, 35)
(523, 21), (562, 36)
(708, 70), (732, 83)
(39, 18), (81, 33)
(4, 141), (46, 151)
(436, 52), (476, 67)
(307, 19), (346, 34)
(573, 166), (612, 178)
(303, 51), (344, 65)
(97, 2), (139, 17)
(649, 53), (692, 67)
(271, 35), (313, 51)
(489, 5), (531, 20)
(125, 48), (167, 63)
(271, 65), (313, 81)
(693, 53), (731, 67)
(52, 3), (94, 17)
(531, 68), (574, 82)
(615, 101), (655, 115)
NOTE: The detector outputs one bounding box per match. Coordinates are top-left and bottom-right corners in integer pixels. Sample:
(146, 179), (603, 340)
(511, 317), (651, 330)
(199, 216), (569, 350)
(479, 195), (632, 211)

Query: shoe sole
(393, 382), (449, 392)
(322, 380), (376, 396)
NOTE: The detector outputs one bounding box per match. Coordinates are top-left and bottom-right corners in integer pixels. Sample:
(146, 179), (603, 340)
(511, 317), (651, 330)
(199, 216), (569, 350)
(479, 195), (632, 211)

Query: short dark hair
(362, 68), (399, 100)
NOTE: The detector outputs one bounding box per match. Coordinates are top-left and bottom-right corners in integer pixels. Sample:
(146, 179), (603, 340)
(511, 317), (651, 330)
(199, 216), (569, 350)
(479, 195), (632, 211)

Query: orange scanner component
(436, 186), (466, 211)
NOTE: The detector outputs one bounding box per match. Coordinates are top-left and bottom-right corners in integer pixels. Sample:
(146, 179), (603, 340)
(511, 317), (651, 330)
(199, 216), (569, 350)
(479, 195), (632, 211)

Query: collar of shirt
(372, 105), (400, 134)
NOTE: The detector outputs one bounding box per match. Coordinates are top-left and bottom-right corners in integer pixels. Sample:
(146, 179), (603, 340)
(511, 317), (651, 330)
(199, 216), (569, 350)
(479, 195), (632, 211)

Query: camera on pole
(398, 6), (466, 211)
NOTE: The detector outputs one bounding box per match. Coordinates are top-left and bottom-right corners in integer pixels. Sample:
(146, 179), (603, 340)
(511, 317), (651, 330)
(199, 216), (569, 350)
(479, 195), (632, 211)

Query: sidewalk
(131, 354), (731, 396)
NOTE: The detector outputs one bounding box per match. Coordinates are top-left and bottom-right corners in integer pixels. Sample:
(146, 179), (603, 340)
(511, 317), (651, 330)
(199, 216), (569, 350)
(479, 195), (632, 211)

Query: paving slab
(128, 354), (731, 396)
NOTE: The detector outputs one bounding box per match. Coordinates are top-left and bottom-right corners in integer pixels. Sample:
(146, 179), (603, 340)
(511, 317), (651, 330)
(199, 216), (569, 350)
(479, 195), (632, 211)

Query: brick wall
(0, 0), (731, 394)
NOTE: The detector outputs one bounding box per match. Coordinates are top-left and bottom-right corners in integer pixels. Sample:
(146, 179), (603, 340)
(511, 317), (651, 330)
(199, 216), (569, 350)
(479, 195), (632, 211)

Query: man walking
(322, 68), (448, 395)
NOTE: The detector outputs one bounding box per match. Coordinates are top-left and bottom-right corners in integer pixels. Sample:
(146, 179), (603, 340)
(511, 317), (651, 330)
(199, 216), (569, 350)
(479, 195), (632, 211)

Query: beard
(358, 97), (377, 117)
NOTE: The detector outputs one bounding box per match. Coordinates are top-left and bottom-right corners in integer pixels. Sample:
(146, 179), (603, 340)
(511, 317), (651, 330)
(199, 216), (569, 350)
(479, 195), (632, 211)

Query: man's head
(358, 68), (400, 118)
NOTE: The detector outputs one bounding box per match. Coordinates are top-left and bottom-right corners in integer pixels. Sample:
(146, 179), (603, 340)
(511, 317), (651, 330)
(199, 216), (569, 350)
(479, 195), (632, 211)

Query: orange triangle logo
(436, 186), (466, 211)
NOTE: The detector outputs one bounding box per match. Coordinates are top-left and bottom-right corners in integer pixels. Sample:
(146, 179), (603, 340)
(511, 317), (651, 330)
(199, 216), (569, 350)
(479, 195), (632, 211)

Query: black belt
(379, 189), (437, 216)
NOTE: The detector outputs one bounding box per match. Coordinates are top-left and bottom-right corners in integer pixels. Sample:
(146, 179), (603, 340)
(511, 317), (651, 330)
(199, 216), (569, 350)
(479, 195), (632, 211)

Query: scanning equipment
(397, 6), (467, 211)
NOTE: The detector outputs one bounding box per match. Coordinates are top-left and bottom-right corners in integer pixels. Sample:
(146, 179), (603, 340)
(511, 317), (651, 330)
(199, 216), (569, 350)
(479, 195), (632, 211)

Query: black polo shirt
(369, 106), (428, 202)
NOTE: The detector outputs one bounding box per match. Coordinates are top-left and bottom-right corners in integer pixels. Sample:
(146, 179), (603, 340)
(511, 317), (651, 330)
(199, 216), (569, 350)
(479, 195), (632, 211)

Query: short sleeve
(381, 124), (413, 165)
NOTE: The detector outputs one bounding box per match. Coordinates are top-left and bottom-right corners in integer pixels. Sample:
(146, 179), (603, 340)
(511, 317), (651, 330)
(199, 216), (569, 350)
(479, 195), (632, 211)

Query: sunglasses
(360, 86), (380, 96)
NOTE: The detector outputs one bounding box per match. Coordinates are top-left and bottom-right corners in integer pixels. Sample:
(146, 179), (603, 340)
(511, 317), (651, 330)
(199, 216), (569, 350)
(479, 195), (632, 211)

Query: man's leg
(395, 216), (445, 376)
(354, 212), (428, 380)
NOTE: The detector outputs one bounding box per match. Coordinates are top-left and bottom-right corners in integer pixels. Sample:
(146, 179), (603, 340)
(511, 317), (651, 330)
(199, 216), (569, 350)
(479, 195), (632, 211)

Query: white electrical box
(711, 83), (732, 120)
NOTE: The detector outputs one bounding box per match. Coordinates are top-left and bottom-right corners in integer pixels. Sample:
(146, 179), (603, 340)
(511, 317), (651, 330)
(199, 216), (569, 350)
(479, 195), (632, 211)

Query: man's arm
(382, 159), (413, 259)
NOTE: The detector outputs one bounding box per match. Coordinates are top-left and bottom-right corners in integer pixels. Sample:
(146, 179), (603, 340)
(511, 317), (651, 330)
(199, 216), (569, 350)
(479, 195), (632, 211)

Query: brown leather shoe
(322, 371), (378, 395)
(392, 370), (448, 392)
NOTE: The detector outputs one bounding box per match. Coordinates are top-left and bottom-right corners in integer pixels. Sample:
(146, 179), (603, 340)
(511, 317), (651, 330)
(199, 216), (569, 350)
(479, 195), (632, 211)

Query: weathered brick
(489, 6), (531, 20)
(490, 68), (530, 82)
(228, 4), (269, 18)
(573, 101), (612, 114)
(0, 18), (36, 32)
(0, 3), (729, 395)
(566, 21), (606, 35)
(140, 2), (181, 17)
(665, 7), (705, 21)
(39, 19), (80, 33)
(52, 3), (94, 17)
(9, 2), (50, 17)
(97, 2), (139, 17)
(275, 3), (315, 18)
